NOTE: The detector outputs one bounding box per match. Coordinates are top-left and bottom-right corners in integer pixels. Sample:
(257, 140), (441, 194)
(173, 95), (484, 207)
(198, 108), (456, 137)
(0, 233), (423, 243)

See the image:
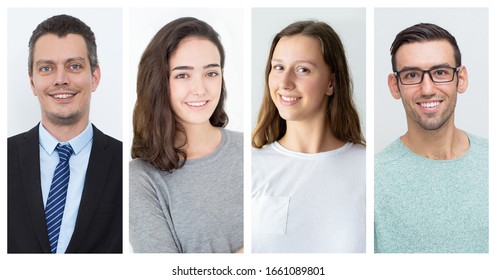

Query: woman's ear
(326, 74), (335, 96)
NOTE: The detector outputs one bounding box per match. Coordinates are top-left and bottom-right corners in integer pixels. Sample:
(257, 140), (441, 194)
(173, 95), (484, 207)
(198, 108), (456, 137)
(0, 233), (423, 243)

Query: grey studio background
(7, 8), (123, 141)
(251, 8), (366, 140)
(374, 8), (488, 154)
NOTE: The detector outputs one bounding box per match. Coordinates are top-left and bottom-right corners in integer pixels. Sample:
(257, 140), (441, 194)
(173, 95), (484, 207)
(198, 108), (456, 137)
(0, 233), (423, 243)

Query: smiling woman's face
(269, 34), (333, 124)
(169, 36), (222, 127)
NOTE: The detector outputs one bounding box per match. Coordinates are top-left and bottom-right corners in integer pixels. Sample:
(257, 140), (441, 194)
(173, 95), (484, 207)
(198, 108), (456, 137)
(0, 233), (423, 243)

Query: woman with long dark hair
(130, 17), (243, 253)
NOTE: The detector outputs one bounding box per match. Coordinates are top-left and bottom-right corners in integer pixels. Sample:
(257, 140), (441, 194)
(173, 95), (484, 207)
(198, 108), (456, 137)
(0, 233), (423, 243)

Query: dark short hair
(28, 14), (98, 74)
(132, 17), (229, 171)
(390, 23), (461, 71)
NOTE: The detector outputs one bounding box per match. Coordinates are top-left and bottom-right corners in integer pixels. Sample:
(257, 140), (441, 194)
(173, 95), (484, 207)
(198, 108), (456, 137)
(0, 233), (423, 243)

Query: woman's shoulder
(223, 128), (242, 139)
(129, 158), (161, 177)
(342, 143), (366, 164)
(349, 142), (366, 154)
(222, 128), (243, 148)
(252, 142), (278, 158)
(129, 158), (172, 191)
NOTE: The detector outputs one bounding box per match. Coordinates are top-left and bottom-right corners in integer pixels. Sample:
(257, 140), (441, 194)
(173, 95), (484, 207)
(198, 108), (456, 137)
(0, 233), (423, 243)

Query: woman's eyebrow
(171, 63), (221, 71)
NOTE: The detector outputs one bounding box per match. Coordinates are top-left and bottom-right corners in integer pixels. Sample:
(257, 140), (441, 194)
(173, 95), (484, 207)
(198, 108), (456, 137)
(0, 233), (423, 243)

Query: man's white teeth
(420, 101), (440, 108)
(281, 95), (301, 102)
(187, 101), (207, 107)
(54, 94), (74, 99)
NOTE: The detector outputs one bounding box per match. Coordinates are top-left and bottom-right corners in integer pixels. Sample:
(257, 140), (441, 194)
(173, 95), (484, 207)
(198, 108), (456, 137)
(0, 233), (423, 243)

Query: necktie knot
(56, 144), (74, 162)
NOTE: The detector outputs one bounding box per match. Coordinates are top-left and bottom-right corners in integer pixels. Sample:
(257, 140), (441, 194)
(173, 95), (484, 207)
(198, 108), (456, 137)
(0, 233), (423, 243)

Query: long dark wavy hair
(132, 17), (228, 171)
(252, 20), (365, 148)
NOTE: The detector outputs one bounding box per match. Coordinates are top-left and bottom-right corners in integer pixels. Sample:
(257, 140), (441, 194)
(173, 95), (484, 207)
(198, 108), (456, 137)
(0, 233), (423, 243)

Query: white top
(252, 141), (366, 253)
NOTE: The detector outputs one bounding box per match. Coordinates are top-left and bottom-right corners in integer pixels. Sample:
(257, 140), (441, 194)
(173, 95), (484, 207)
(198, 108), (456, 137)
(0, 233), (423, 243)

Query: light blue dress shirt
(39, 122), (93, 253)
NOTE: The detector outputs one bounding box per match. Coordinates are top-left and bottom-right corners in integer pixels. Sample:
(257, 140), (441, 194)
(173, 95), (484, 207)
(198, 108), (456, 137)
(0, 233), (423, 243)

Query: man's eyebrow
(66, 57), (86, 63)
(398, 63), (453, 72)
(171, 63), (221, 71)
(35, 57), (86, 66)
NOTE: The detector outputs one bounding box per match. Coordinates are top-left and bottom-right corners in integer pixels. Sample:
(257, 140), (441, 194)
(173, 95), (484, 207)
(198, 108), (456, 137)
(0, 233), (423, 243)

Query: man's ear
(91, 65), (101, 92)
(29, 72), (37, 96)
(388, 73), (401, 100)
(456, 65), (468, 94)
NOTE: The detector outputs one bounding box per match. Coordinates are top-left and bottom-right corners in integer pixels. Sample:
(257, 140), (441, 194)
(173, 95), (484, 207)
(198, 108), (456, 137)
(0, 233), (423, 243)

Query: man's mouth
(419, 101), (441, 109)
(52, 93), (76, 99)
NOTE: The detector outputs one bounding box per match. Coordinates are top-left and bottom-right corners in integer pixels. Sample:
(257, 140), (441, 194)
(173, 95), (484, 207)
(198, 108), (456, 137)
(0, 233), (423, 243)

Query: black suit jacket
(8, 124), (122, 253)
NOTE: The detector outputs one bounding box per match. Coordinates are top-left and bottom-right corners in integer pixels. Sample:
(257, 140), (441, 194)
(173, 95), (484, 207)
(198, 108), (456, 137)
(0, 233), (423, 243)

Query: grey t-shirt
(129, 129), (243, 253)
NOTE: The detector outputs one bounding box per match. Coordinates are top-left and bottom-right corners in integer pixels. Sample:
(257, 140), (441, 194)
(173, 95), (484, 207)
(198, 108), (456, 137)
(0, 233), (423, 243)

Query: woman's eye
(206, 71), (219, 77)
(175, 73), (189, 79)
(296, 67), (309, 73)
(273, 65), (283, 71)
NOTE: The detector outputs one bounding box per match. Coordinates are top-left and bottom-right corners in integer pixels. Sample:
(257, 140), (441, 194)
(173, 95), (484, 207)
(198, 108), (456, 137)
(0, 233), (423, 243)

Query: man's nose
(419, 71), (436, 94)
(53, 69), (69, 86)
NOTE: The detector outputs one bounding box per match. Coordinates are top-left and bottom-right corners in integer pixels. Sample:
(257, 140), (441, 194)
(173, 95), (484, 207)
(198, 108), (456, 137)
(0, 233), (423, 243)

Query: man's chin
(46, 112), (83, 126)
(416, 117), (450, 131)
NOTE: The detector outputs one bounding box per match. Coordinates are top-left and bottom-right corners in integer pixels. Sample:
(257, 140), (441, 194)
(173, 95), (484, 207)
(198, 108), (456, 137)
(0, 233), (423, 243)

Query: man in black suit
(8, 14), (122, 253)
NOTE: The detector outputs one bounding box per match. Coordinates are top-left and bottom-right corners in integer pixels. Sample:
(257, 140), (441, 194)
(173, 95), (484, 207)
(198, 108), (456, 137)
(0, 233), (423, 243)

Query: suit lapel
(66, 125), (112, 252)
(18, 125), (52, 252)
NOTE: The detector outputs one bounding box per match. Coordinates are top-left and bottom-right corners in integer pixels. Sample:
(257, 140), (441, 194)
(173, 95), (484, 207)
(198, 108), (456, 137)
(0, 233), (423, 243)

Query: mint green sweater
(374, 133), (488, 253)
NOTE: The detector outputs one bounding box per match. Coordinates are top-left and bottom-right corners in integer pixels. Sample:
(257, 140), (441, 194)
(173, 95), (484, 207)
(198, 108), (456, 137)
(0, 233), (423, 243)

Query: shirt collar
(39, 122), (94, 156)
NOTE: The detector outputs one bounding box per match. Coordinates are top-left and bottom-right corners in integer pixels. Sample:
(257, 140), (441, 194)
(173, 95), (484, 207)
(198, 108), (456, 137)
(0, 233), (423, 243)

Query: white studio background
(128, 7), (244, 161)
(0, 1), (496, 280)
(251, 8), (366, 140)
(7, 8), (123, 141)
(374, 8), (489, 154)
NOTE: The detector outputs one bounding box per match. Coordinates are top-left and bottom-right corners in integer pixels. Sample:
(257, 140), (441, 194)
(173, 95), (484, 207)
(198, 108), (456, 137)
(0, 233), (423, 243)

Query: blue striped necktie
(45, 144), (73, 254)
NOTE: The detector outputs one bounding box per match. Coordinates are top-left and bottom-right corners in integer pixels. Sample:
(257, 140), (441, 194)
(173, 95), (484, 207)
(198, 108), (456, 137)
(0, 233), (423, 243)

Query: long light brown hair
(132, 17), (228, 171)
(252, 20), (365, 148)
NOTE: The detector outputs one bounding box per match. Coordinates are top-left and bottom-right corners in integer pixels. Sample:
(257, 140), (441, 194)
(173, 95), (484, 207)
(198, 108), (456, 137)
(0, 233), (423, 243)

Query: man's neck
(41, 118), (89, 142)
(401, 124), (469, 160)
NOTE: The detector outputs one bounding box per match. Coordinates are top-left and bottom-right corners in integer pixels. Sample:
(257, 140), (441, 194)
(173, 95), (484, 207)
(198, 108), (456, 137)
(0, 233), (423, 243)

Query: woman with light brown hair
(129, 17), (243, 253)
(252, 20), (365, 253)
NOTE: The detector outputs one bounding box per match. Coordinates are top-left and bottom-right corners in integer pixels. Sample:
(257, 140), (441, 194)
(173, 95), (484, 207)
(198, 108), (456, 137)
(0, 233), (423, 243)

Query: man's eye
(40, 66), (52, 72)
(434, 69), (448, 76)
(69, 64), (82, 70)
(406, 72), (418, 78)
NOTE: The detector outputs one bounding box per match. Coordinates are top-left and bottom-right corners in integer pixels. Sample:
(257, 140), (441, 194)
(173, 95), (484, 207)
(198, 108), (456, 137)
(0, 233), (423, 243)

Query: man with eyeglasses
(374, 23), (488, 253)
